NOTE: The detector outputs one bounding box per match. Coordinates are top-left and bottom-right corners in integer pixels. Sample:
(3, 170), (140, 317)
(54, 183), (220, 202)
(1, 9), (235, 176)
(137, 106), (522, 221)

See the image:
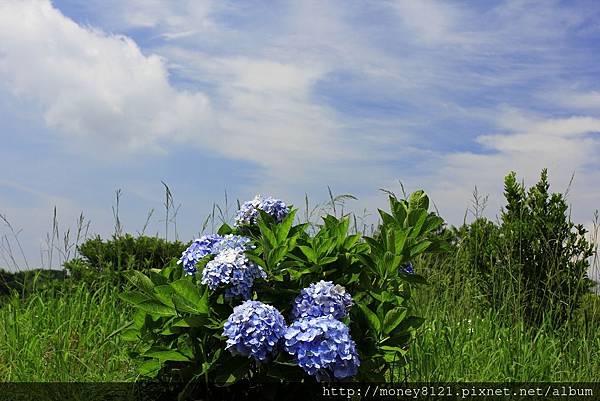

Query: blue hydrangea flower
(399, 262), (414, 275)
(284, 316), (360, 381)
(234, 195), (289, 226)
(211, 234), (253, 254)
(292, 281), (353, 320)
(223, 300), (287, 362)
(178, 234), (223, 275)
(201, 248), (266, 299)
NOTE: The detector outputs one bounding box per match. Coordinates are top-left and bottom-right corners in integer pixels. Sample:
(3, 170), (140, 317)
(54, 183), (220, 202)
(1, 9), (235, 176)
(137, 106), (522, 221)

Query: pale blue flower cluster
(211, 234), (253, 254)
(234, 195), (289, 226)
(201, 248), (266, 299)
(291, 280), (353, 320)
(178, 233), (255, 278)
(177, 234), (223, 275)
(222, 280), (360, 380)
(222, 300), (287, 362)
(283, 315), (360, 381)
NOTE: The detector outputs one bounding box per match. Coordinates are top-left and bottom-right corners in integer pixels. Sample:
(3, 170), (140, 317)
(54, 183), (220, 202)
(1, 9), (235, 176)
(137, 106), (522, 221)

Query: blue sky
(1, 0), (600, 272)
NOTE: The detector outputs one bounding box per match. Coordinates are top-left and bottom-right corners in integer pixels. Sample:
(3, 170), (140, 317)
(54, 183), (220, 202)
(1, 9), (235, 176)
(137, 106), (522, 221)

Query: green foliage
(459, 169), (595, 327)
(0, 268), (67, 299)
(0, 281), (135, 381)
(351, 191), (449, 380)
(63, 234), (188, 287)
(120, 190), (448, 385)
(2, 182), (600, 384)
(409, 265), (600, 381)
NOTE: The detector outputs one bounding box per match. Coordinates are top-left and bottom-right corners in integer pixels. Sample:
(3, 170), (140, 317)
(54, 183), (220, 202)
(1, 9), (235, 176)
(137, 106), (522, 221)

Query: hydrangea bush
(120, 190), (448, 385)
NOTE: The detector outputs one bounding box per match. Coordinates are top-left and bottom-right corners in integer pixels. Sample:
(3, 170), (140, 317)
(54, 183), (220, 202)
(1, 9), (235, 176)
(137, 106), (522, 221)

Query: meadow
(0, 173), (599, 383)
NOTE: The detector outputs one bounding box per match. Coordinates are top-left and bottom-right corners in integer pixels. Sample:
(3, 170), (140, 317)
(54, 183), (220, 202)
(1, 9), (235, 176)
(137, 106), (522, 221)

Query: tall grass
(0, 280), (135, 381)
(407, 241), (600, 381)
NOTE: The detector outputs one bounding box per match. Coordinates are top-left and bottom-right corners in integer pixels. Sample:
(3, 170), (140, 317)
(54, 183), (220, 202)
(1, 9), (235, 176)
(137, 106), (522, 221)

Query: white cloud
(80, 0), (217, 37)
(0, 0), (366, 187)
(542, 89), (600, 111)
(0, 0), (211, 155)
(389, 0), (472, 46)
(2, 0), (600, 273)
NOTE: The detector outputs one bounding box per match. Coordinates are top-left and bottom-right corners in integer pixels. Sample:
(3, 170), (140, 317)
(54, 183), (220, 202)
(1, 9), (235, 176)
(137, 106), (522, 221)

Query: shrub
(119, 191), (448, 388)
(63, 234), (188, 287)
(461, 169), (595, 327)
(0, 268), (66, 299)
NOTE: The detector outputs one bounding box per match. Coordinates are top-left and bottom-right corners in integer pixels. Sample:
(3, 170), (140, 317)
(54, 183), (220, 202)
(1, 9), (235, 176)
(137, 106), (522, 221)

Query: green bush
(119, 191), (449, 388)
(63, 234), (188, 287)
(0, 268), (67, 299)
(460, 169), (595, 327)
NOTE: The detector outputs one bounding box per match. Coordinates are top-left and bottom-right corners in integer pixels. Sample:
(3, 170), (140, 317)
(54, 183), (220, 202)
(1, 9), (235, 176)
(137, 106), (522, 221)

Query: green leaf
(148, 270), (168, 286)
(132, 309), (146, 329)
(153, 285), (175, 308)
(246, 253), (266, 268)
(137, 300), (176, 317)
(139, 359), (161, 377)
(217, 223), (233, 235)
(394, 229), (409, 255)
(257, 214), (277, 248)
(378, 210), (396, 228)
(382, 251), (400, 274)
(357, 254), (379, 275)
(390, 316), (425, 336)
(389, 196), (407, 225)
(170, 279), (204, 308)
(410, 210), (428, 237)
(406, 209), (425, 228)
(364, 236), (383, 257)
(410, 240), (432, 257)
(370, 291), (397, 303)
(125, 270), (155, 294)
(385, 230), (396, 253)
(267, 245), (289, 268)
(121, 328), (141, 342)
(267, 362), (306, 381)
(173, 316), (210, 328)
(172, 293), (203, 314)
(343, 234), (361, 250)
(119, 291), (151, 306)
(421, 215), (444, 234)
(144, 349), (191, 362)
(276, 209), (296, 243)
(159, 326), (181, 335)
(358, 302), (381, 334)
(408, 190), (429, 211)
(380, 345), (406, 353)
(318, 256), (338, 265)
(299, 245), (317, 264)
(383, 307), (407, 335)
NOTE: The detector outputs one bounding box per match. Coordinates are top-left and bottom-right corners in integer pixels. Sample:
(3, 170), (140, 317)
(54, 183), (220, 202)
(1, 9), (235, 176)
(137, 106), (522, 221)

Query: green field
(1, 180), (599, 383)
(1, 261), (598, 382)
